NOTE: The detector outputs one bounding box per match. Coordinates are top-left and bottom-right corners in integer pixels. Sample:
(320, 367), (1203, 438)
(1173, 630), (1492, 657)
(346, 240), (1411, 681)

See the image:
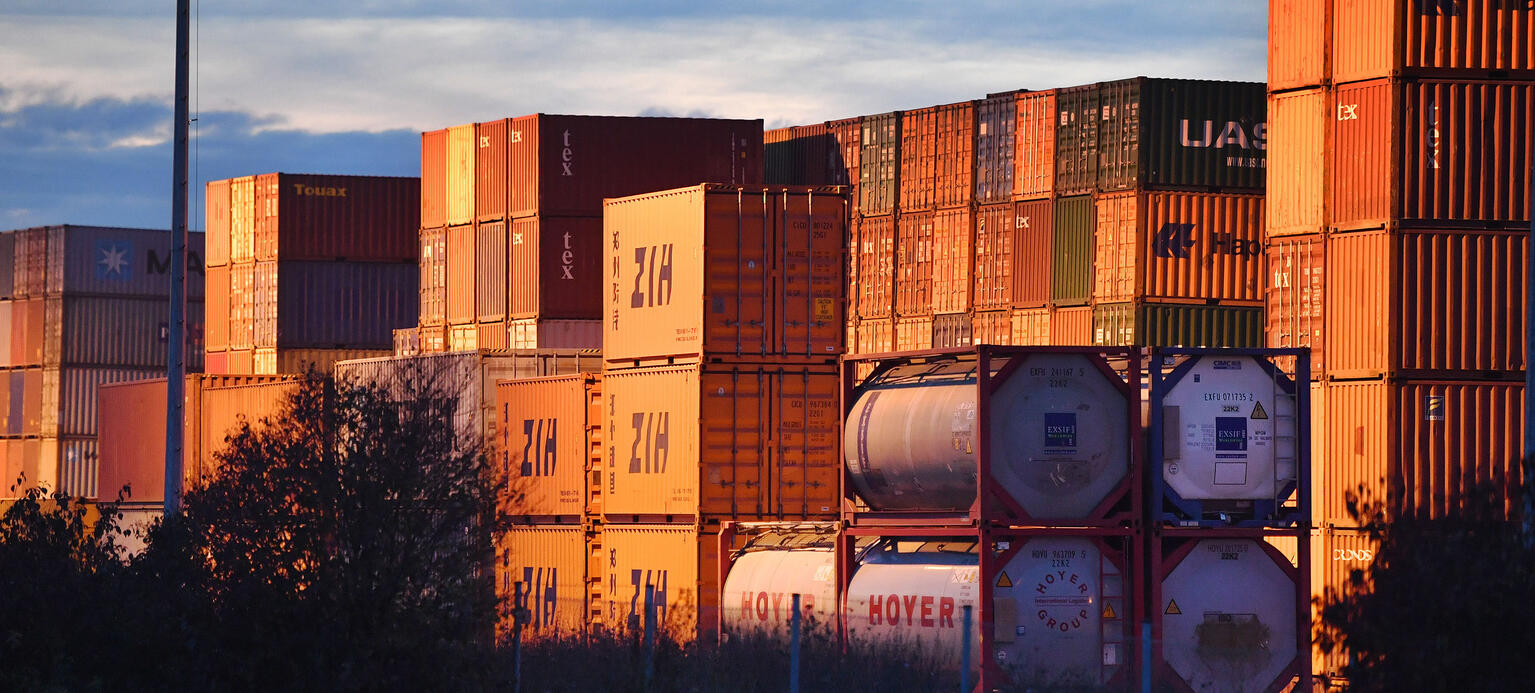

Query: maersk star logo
(95, 240), (132, 280)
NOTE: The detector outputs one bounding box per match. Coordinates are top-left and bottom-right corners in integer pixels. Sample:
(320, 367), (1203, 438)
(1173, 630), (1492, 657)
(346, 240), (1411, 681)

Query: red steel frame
(839, 345), (1144, 528)
(1150, 526), (1313, 693)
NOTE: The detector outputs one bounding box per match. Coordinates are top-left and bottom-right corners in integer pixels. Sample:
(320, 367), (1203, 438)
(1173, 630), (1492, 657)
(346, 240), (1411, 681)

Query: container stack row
(0, 225), (206, 498)
(768, 78), (1270, 353)
(203, 173), (419, 374)
(1266, 0), (1534, 679)
(415, 115), (765, 354)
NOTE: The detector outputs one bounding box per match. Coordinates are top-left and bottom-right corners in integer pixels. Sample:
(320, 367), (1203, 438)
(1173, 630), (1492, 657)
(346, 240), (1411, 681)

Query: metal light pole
(164, 0), (190, 515)
(1525, 151), (1534, 542)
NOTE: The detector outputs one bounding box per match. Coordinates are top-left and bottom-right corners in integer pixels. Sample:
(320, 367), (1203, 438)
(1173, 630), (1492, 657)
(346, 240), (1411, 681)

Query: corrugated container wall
(1013, 307), (1051, 345)
(476, 220), (507, 322)
(1332, 0), (1535, 84)
(498, 374), (597, 519)
(265, 262), (418, 349)
(854, 215), (895, 319)
(1092, 302), (1263, 348)
(0, 234), (13, 300)
(446, 225), (475, 324)
(765, 126), (792, 183)
(973, 203), (1015, 310)
(931, 312), (972, 349)
(894, 315), (933, 351)
(477, 323), (507, 351)
(859, 112), (899, 216)
(791, 123), (832, 185)
(205, 179), (230, 267)
(1268, 0), (1329, 92)
(1096, 78), (1266, 192)
(933, 100), (975, 208)
(228, 263), (254, 350)
(975, 93), (1017, 204)
(419, 227), (446, 325)
(507, 319), (602, 351)
(252, 173), (419, 262)
(63, 296), (207, 367)
(600, 524), (721, 640)
(446, 123), (477, 227)
(1266, 88), (1328, 238)
(496, 526), (588, 639)
(1092, 191), (1264, 303)
(44, 226), (207, 299)
(43, 366), (164, 437)
(1013, 198), (1054, 306)
(509, 216), (603, 319)
(1050, 196), (1094, 305)
(827, 117), (862, 188)
(899, 106), (936, 212)
(1055, 85), (1100, 196)
(1014, 90), (1057, 200)
(421, 129), (447, 229)
(507, 114), (763, 219)
(854, 318), (893, 354)
(895, 211), (934, 316)
(476, 118), (509, 222)
(930, 207), (972, 314)
(1266, 234), (1326, 378)
(229, 177), (255, 264)
(972, 309), (1014, 345)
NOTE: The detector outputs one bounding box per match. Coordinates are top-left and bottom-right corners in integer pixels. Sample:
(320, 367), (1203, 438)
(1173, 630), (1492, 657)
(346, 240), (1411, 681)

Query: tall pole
(1525, 151), (1534, 541)
(165, 0), (190, 515)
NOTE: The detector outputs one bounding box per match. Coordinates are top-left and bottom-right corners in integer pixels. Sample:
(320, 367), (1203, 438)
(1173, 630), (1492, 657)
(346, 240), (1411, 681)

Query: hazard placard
(1103, 603), (1116, 619)
(1250, 401), (1268, 420)
(996, 571), (1012, 588)
(1165, 599), (1182, 615)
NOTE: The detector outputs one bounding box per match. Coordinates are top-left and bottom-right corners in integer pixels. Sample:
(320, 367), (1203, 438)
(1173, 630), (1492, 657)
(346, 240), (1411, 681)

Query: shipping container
(29, 226), (207, 299)
(507, 318), (601, 351)
(826, 117), (862, 188)
(507, 114), (763, 218)
(894, 315), (933, 352)
(420, 129), (448, 229)
(230, 176), (255, 264)
(1266, 234), (1326, 378)
(1320, 379), (1524, 526)
(1093, 191), (1265, 303)
(765, 124), (831, 186)
(497, 373), (599, 519)
(250, 173), (418, 262)
(205, 179), (231, 267)
(854, 214), (895, 319)
(600, 524), (726, 641)
(1331, 78), (1534, 230)
(252, 348), (390, 376)
(1327, 227), (1525, 377)
(765, 126), (792, 184)
(0, 234), (13, 300)
(229, 264), (254, 351)
(496, 525), (589, 639)
(1333, 0), (1535, 84)
(6, 299), (42, 367)
(250, 261), (417, 349)
(475, 220), (507, 322)
(603, 185), (845, 366)
(899, 106), (936, 212)
(1011, 306), (1050, 345)
(446, 225), (475, 325)
(39, 366), (162, 437)
(449, 324), (477, 352)
(477, 322), (508, 351)
(1055, 85), (1100, 196)
(973, 203), (1015, 310)
(895, 211), (934, 316)
(1050, 195), (1094, 305)
(933, 101), (975, 208)
(17, 227), (48, 298)
(1092, 302), (1264, 348)
(55, 437), (97, 498)
(0, 438), (54, 496)
(970, 309), (1012, 345)
(446, 123), (477, 227)
(225, 349), (253, 374)
(931, 312), (972, 349)
(393, 327), (420, 357)
(476, 118), (509, 222)
(509, 216), (602, 319)
(203, 351), (227, 374)
(1266, 88), (1328, 238)
(1012, 198), (1054, 307)
(975, 92), (1017, 204)
(419, 324), (447, 354)
(930, 207), (972, 314)
(59, 296), (204, 368)
(1014, 90), (1058, 200)
(859, 112), (900, 216)
(419, 226), (446, 326)
(0, 301), (11, 366)
(4, 371), (23, 435)
(1097, 78), (1267, 192)
(854, 318), (893, 355)
(1268, 0), (1329, 91)
(205, 265), (229, 352)
(601, 361), (840, 521)
(198, 377), (302, 482)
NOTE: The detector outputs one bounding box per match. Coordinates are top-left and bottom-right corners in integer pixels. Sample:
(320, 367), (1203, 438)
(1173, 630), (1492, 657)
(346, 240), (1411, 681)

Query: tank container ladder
(1098, 548), (1126, 679)
(1270, 376), (1300, 518)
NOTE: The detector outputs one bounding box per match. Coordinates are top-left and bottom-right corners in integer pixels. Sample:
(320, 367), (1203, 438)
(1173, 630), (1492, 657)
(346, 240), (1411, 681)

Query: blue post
(1141, 621), (1152, 693)
(960, 604), (973, 692)
(789, 593), (802, 693)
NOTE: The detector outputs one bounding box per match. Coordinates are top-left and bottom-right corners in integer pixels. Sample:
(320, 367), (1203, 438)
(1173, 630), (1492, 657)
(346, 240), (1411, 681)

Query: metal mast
(165, 0), (190, 515)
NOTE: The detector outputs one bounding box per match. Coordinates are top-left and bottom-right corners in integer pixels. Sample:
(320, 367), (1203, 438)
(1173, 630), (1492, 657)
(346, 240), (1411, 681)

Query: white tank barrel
(720, 548), (837, 637)
(844, 352), (1131, 519)
(843, 542), (981, 666)
(1157, 354), (1299, 506)
(1159, 538), (1299, 692)
(989, 536), (1130, 686)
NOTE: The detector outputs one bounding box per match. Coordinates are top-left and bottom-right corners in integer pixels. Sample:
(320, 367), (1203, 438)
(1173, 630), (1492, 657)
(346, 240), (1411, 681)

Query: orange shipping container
(1268, 0), (1329, 92)
(854, 318), (893, 355)
(1013, 90), (1057, 200)
(1266, 233), (1326, 378)
(420, 129), (448, 229)
(229, 176), (255, 264)
(1266, 88), (1327, 238)
(895, 211), (934, 316)
(477, 322), (508, 351)
(1093, 191), (1265, 303)
(1333, 0), (1535, 84)
(1012, 198), (1054, 307)
(974, 203), (1015, 310)
(1320, 379), (1524, 527)
(971, 310), (1013, 346)
(509, 216), (603, 320)
(229, 264), (254, 350)
(854, 215), (895, 319)
(496, 525), (589, 639)
(1327, 227), (1525, 377)
(930, 207), (972, 314)
(446, 225), (475, 325)
(600, 524), (731, 641)
(899, 107), (936, 211)
(446, 123), (476, 227)
(498, 374), (599, 520)
(419, 324), (447, 353)
(476, 118), (509, 222)
(226, 349), (253, 374)
(600, 362), (840, 522)
(205, 265), (229, 352)
(419, 227), (447, 326)
(448, 324), (477, 352)
(252, 348), (390, 376)
(933, 101), (975, 208)
(205, 179), (231, 267)
(1331, 79), (1534, 230)
(1011, 307), (1050, 346)
(603, 185), (846, 367)
(894, 315), (933, 352)
(198, 378), (301, 482)
(1051, 305), (1093, 345)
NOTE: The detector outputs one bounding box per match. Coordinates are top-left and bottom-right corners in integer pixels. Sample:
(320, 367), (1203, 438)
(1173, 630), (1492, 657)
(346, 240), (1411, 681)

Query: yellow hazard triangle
(1165, 599), (1182, 615)
(1251, 401), (1268, 420)
(997, 571), (1012, 588)
(1103, 603), (1116, 619)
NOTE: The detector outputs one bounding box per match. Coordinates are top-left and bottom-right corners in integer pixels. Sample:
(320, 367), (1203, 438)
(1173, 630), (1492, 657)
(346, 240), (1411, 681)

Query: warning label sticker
(1250, 400), (1268, 420)
(1103, 603), (1116, 619)
(1166, 599), (1182, 615)
(997, 571), (1013, 588)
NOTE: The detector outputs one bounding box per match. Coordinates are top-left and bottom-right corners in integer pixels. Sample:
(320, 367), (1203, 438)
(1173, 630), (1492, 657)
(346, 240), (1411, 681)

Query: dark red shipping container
(1333, 0), (1535, 84)
(899, 106), (937, 211)
(1012, 198), (1054, 307)
(252, 173), (419, 262)
(854, 214), (894, 319)
(933, 100), (975, 208)
(510, 216), (603, 319)
(506, 114), (763, 219)
(895, 211), (934, 316)
(477, 118), (509, 222)
(826, 117), (862, 188)
(973, 202), (1015, 310)
(420, 129), (447, 230)
(792, 123), (831, 185)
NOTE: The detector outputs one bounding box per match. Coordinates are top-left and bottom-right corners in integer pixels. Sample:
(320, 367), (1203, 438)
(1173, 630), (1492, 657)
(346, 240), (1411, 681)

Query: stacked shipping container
(204, 173), (418, 373)
(1265, 1), (1533, 680)
(0, 226), (206, 499)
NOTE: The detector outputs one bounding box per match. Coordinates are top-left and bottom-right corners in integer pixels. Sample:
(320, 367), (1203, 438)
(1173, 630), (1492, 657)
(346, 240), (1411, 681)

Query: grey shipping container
(1096, 77), (1266, 192)
(931, 312), (973, 349)
(40, 226), (206, 299)
(56, 296), (205, 368)
(859, 112), (900, 216)
(0, 232), (13, 300)
(57, 437), (97, 498)
(1055, 85), (1101, 196)
(1091, 302), (1262, 348)
(975, 92), (1019, 204)
(252, 261), (417, 349)
(42, 366), (164, 437)
(1050, 196), (1094, 305)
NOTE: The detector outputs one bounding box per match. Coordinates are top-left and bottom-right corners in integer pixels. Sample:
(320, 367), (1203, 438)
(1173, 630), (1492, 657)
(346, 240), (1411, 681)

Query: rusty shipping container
(476, 220), (507, 322)
(229, 176), (255, 264)
(420, 129), (448, 229)
(252, 348), (390, 376)
(976, 92), (1018, 204)
(1051, 195), (1094, 305)
(250, 261), (417, 349)
(603, 185), (845, 367)
(1055, 85), (1100, 196)
(1266, 233), (1326, 378)
(973, 203), (1015, 310)
(971, 309), (1013, 346)
(1333, 0), (1535, 84)
(930, 207), (972, 314)
(854, 214), (895, 319)
(899, 106), (937, 212)
(827, 117), (862, 188)
(509, 216), (603, 319)
(933, 101), (975, 208)
(496, 525), (589, 639)
(1011, 306), (1051, 345)
(1266, 88), (1328, 238)
(446, 225), (475, 325)
(1320, 379), (1525, 526)
(1091, 302), (1263, 348)
(420, 226), (447, 326)
(600, 524), (729, 640)
(250, 173), (418, 262)
(476, 118), (509, 222)
(205, 179), (231, 267)
(1051, 305), (1094, 345)
(1268, 0), (1329, 92)
(859, 112), (900, 216)
(1092, 191), (1265, 303)
(1331, 78), (1534, 230)
(600, 362), (839, 521)
(1096, 78), (1266, 192)
(894, 315), (934, 352)
(931, 312), (972, 349)
(498, 373), (599, 520)
(895, 211), (934, 316)
(507, 114), (762, 219)
(446, 123), (477, 227)
(1012, 198), (1054, 307)
(1327, 227), (1525, 377)
(508, 318), (601, 351)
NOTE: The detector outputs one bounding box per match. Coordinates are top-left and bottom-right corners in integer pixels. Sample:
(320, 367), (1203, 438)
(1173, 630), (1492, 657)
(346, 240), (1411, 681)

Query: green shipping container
(859, 112), (900, 216)
(1096, 77), (1266, 192)
(1055, 85), (1100, 196)
(1091, 302), (1263, 347)
(1050, 196), (1094, 306)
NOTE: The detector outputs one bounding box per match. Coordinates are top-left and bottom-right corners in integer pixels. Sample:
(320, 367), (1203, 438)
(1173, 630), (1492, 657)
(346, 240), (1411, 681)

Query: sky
(0, 2), (1265, 230)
